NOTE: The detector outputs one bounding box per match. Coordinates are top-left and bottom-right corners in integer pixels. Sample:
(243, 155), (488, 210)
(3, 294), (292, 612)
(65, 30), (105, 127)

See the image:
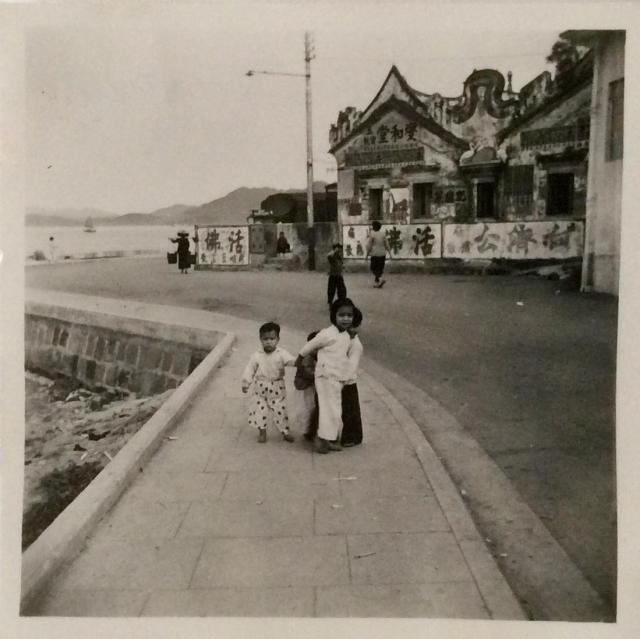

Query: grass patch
(22, 461), (104, 550)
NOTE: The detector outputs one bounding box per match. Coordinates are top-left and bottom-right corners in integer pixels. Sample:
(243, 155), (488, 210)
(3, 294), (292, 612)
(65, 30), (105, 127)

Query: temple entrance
(476, 182), (495, 219)
(369, 188), (384, 220)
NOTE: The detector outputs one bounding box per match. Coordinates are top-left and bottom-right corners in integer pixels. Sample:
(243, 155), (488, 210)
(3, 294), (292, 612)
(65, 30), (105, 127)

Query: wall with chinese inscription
(195, 226), (250, 267)
(443, 220), (584, 259)
(342, 223), (442, 260)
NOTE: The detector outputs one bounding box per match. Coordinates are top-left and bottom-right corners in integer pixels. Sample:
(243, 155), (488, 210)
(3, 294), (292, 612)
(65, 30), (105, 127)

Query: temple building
(328, 49), (593, 227)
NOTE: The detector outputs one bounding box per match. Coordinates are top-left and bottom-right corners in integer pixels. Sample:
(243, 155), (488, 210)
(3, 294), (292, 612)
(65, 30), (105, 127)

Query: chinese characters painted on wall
(443, 221), (584, 259)
(196, 225), (249, 266)
(342, 224), (442, 260)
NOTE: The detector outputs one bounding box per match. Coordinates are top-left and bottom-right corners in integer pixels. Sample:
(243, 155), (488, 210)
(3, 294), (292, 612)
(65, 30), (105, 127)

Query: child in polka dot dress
(241, 322), (296, 443)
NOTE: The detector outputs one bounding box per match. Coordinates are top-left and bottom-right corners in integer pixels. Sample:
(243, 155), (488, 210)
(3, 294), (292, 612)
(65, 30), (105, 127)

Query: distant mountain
(177, 183), (328, 226)
(26, 206), (118, 226)
(26, 182), (328, 227)
(103, 204), (193, 226)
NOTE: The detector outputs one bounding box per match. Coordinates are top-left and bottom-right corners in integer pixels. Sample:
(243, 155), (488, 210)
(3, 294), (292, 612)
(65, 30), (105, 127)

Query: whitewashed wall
(342, 223), (442, 259)
(443, 220), (584, 259)
(195, 225), (250, 266)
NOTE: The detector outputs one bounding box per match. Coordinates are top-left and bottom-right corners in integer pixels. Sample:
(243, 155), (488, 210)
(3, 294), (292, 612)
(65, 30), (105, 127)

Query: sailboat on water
(83, 217), (96, 233)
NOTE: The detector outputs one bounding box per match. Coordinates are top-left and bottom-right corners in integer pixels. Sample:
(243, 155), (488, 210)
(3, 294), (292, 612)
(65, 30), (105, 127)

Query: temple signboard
(344, 145), (423, 168)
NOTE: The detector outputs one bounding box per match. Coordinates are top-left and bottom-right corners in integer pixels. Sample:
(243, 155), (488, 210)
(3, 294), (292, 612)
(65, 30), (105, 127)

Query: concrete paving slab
(148, 439), (216, 473)
(220, 467), (342, 501)
(311, 443), (425, 474)
(205, 440), (314, 473)
(115, 469), (227, 504)
(315, 583), (490, 618)
(89, 500), (191, 541)
(32, 588), (150, 617)
(176, 498), (314, 538)
(347, 532), (472, 585)
(337, 467), (433, 499)
(140, 587), (315, 617)
(190, 536), (350, 589)
(51, 538), (204, 591)
(315, 495), (449, 536)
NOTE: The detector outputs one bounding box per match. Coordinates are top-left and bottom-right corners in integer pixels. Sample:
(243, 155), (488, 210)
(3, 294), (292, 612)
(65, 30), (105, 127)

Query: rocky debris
(22, 372), (174, 549)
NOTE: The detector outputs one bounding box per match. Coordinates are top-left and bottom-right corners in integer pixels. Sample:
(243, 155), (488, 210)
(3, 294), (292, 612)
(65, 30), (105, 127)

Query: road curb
(20, 329), (235, 613)
(362, 370), (527, 620)
(362, 358), (610, 621)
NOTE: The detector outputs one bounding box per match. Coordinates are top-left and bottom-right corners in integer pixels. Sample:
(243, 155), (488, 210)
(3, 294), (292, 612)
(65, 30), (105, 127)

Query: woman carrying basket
(169, 229), (197, 274)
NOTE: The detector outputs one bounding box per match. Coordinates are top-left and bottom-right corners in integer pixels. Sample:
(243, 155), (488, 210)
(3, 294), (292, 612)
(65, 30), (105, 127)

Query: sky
(23, 3), (564, 214)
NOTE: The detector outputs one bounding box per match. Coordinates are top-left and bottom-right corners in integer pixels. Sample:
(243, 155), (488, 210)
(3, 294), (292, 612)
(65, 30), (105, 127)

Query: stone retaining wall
(25, 306), (218, 396)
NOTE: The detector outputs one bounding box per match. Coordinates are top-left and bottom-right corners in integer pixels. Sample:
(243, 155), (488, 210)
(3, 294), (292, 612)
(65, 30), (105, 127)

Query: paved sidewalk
(27, 290), (524, 619)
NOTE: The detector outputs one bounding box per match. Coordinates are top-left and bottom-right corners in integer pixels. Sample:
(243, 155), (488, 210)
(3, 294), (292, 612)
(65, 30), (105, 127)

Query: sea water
(25, 225), (188, 259)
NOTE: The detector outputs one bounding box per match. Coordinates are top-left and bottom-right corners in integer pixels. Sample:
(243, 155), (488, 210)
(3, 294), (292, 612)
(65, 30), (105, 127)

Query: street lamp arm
(245, 69), (308, 78)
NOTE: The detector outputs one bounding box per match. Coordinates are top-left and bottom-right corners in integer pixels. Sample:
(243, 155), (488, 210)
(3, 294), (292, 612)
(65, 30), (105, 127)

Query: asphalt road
(26, 257), (618, 613)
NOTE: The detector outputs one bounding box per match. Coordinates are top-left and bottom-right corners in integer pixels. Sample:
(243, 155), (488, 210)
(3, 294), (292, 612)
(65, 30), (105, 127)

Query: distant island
(26, 183), (328, 228)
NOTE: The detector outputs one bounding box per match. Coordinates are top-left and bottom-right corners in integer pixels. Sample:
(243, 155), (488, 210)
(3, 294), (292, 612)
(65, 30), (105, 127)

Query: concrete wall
(342, 220), (584, 261)
(583, 33), (624, 295)
(25, 304), (219, 396)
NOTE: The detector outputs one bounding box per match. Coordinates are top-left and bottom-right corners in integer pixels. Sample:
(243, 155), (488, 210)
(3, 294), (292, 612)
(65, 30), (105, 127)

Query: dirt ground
(23, 372), (172, 549)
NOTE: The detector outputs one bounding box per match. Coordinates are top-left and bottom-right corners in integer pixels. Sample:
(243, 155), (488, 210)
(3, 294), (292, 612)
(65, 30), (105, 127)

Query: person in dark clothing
(169, 230), (196, 274)
(276, 232), (291, 255)
(341, 306), (363, 447)
(327, 243), (347, 305)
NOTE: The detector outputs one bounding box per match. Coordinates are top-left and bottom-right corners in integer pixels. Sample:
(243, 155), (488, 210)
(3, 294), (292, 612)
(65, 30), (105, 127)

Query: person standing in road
(327, 243), (347, 305)
(48, 236), (57, 263)
(169, 230), (196, 274)
(366, 221), (390, 288)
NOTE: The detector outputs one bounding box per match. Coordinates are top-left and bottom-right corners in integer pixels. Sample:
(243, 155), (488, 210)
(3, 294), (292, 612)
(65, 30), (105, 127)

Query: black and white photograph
(1, 1), (639, 638)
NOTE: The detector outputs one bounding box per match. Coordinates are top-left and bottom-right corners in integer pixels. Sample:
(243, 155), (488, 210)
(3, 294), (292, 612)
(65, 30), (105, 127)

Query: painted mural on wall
(342, 223), (442, 260)
(443, 220), (584, 259)
(195, 225), (249, 266)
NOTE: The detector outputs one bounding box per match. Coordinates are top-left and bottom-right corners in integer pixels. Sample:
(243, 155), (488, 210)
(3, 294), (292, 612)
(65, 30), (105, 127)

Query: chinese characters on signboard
(195, 225), (249, 266)
(343, 221), (583, 260)
(342, 224), (442, 260)
(443, 221), (584, 259)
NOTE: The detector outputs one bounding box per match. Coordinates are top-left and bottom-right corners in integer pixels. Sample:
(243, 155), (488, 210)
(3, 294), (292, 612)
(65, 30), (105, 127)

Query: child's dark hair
(371, 221), (381, 231)
(329, 297), (356, 326)
(259, 321), (280, 337)
(352, 306), (363, 329)
(332, 243), (342, 250)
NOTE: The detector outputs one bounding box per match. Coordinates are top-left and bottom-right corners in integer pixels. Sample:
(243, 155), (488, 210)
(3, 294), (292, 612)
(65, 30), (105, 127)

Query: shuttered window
(503, 165), (534, 197)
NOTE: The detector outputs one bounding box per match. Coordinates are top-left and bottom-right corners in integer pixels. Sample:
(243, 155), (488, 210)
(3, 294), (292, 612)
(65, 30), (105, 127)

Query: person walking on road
(367, 221), (390, 288)
(297, 298), (358, 454)
(48, 237), (57, 263)
(241, 322), (296, 443)
(169, 230), (196, 274)
(327, 243), (347, 305)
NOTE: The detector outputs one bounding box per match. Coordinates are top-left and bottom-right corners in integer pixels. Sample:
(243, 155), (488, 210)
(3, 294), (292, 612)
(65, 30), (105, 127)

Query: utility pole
(304, 31), (316, 271)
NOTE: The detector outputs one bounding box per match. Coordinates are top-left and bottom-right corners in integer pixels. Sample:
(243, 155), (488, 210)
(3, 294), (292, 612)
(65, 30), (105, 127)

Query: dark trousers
(305, 385), (362, 446)
(341, 383), (363, 445)
(327, 274), (347, 304)
(370, 256), (386, 281)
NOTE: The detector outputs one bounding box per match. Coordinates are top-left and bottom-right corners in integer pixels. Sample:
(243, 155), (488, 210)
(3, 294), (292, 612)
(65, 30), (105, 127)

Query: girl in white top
(298, 298), (356, 453)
